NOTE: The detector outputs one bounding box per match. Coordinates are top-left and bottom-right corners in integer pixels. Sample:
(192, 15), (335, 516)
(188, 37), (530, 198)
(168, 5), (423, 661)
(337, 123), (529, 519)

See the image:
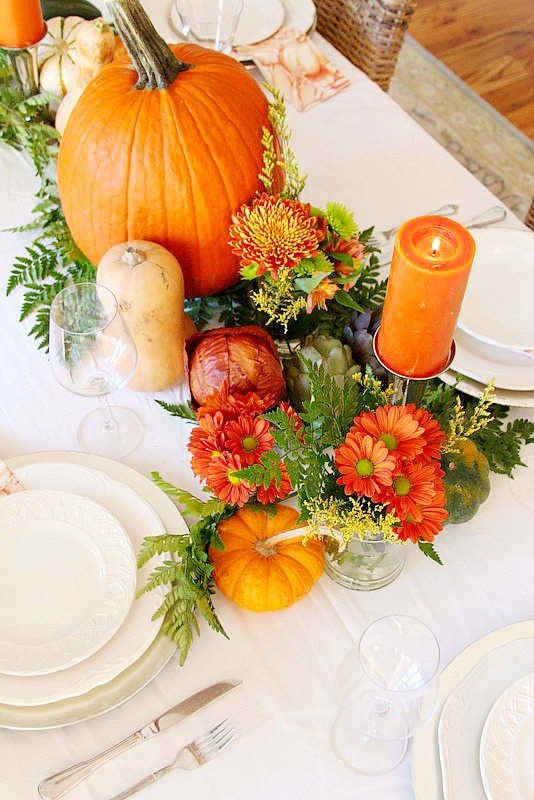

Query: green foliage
(418, 540), (443, 565)
(1, 71), (96, 350)
(155, 399), (198, 421)
(136, 472), (230, 665)
(423, 378), (534, 476)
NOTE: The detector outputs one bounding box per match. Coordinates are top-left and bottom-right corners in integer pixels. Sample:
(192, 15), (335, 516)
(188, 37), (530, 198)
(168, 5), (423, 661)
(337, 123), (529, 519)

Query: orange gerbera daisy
(305, 276), (340, 313)
(229, 193), (323, 280)
(197, 384), (271, 422)
(254, 461), (292, 504)
(384, 460), (444, 521)
(206, 452), (252, 507)
(226, 415), (274, 465)
(397, 487), (448, 543)
(406, 404), (447, 462)
(350, 404), (425, 462)
(187, 412), (227, 480)
(335, 432), (397, 499)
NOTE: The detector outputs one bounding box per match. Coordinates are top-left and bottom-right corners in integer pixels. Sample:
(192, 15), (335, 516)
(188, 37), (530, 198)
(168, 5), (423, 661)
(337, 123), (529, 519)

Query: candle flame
(431, 237), (441, 256)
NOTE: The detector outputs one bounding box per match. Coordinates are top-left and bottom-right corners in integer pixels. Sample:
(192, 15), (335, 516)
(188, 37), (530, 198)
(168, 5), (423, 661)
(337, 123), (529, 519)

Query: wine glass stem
(99, 396), (116, 433)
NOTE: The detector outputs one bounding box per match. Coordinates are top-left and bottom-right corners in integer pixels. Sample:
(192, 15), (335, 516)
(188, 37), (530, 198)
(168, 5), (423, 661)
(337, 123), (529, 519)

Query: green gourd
(442, 439), (491, 524)
(40, 0), (101, 20)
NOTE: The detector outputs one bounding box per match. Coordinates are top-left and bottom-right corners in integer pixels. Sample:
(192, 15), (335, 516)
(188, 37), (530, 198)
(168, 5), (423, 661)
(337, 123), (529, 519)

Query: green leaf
(418, 540), (443, 565)
(155, 399), (197, 421)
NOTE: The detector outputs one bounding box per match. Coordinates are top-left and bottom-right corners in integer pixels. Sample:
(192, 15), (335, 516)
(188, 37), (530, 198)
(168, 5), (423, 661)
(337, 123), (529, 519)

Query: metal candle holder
(373, 326), (456, 405)
(1, 27), (47, 98)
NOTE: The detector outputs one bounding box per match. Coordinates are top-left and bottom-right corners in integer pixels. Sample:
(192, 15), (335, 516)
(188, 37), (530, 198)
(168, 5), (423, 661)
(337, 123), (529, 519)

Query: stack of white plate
(413, 620), (534, 799)
(0, 452), (189, 730)
(443, 229), (534, 408)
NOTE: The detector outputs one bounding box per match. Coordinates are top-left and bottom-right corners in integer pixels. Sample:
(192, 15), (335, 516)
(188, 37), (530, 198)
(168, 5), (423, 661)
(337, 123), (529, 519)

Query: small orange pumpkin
(209, 505), (324, 612)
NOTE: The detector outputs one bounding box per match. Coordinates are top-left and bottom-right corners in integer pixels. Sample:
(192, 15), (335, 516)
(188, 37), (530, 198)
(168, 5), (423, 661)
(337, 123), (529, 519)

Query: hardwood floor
(409, 0), (534, 142)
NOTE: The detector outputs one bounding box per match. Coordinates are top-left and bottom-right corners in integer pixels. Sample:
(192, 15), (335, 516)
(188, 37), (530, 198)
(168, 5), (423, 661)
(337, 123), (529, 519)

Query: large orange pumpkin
(209, 505), (324, 612)
(57, 0), (283, 298)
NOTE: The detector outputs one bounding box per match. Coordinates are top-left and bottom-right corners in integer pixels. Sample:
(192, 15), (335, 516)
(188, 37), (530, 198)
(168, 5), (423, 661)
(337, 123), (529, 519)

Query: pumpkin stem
(122, 246), (146, 267)
(108, 0), (194, 89)
(254, 526), (309, 556)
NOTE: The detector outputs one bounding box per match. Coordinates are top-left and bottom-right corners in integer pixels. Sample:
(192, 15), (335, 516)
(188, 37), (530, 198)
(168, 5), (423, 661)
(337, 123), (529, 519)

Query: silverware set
(38, 679), (241, 800)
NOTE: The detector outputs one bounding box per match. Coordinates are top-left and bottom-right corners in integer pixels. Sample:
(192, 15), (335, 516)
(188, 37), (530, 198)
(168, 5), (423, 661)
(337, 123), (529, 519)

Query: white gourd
(38, 16), (85, 97)
(55, 18), (115, 135)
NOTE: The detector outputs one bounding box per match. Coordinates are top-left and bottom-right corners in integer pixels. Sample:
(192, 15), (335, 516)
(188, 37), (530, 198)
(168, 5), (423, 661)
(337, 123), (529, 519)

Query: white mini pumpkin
(38, 16), (85, 97)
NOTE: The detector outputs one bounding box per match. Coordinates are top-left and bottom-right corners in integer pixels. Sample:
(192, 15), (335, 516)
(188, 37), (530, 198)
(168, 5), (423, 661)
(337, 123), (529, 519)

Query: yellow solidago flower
(303, 497), (402, 547)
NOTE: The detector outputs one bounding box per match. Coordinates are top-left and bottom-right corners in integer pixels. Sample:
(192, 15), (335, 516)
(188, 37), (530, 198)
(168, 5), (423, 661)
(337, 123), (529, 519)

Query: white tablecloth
(0, 13), (533, 800)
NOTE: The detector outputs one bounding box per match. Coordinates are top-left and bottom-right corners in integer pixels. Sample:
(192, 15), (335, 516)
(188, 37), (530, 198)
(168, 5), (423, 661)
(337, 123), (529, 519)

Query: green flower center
(356, 458), (375, 477)
(242, 435), (259, 452)
(228, 470), (242, 485)
(379, 432), (398, 450)
(393, 475), (411, 496)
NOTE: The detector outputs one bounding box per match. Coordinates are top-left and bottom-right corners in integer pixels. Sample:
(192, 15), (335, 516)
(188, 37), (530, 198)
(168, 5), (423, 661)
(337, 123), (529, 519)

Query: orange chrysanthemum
(384, 460), (445, 521)
(187, 412), (227, 480)
(330, 236), (365, 291)
(350, 404), (425, 461)
(335, 432), (397, 499)
(305, 276), (340, 313)
(406, 404), (447, 462)
(254, 461), (292, 504)
(225, 415), (274, 465)
(206, 453), (252, 507)
(229, 194), (323, 280)
(396, 487), (448, 543)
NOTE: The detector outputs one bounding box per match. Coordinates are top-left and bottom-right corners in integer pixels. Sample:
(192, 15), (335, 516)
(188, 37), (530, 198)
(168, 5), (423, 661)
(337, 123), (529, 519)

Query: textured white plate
(0, 490), (136, 676)
(480, 671), (534, 800)
(458, 229), (534, 350)
(450, 328), (534, 392)
(412, 621), (534, 800)
(0, 461), (169, 705)
(0, 452), (184, 729)
(441, 369), (534, 408)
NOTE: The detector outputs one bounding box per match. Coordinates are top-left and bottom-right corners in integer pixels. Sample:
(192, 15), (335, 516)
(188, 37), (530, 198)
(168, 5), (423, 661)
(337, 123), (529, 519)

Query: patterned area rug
(389, 36), (534, 220)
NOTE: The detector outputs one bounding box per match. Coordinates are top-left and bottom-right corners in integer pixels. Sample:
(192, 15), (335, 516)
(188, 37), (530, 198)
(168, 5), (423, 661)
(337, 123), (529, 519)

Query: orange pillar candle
(0, 0), (46, 48)
(375, 215), (476, 378)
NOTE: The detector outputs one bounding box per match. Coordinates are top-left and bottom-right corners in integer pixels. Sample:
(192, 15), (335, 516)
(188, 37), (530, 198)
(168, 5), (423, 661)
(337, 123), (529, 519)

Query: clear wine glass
(510, 445), (534, 512)
(49, 282), (142, 459)
(332, 614), (440, 775)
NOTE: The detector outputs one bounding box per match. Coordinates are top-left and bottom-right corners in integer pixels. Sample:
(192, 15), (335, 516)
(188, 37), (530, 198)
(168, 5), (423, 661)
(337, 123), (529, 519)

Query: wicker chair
(314, 0), (417, 91)
(526, 198), (534, 231)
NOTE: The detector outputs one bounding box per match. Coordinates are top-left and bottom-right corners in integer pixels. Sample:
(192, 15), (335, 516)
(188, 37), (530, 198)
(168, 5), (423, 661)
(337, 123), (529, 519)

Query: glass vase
(323, 533), (406, 591)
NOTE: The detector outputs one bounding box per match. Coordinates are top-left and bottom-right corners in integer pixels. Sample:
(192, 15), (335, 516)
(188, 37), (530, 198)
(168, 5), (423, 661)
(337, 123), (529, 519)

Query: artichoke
(282, 334), (361, 410)
(341, 307), (388, 382)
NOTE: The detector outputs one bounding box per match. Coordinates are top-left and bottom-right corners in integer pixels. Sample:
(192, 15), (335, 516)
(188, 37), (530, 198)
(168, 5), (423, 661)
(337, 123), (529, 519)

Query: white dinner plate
(480, 671), (534, 800)
(0, 461), (173, 705)
(458, 229), (534, 351)
(167, 0), (316, 50)
(441, 369), (534, 408)
(412, 621), (534, 800)
(449, 328), (534, 392)
(0, 452), (184, 728)
(0, 490), (136, 677)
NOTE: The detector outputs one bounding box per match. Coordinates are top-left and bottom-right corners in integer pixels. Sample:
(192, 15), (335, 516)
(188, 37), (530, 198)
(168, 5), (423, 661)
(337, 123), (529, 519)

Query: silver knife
(37, 679), (242, 800)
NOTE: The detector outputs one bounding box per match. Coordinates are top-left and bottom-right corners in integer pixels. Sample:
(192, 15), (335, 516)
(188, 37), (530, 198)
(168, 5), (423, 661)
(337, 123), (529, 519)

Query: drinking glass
(49, 282), (142, 458)
(332, 615), (440, 774)
(174, 0), (244, 54)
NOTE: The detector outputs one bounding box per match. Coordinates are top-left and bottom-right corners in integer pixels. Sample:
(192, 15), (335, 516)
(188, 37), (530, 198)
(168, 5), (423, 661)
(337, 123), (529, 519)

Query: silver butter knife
(38, 679), (242, 800)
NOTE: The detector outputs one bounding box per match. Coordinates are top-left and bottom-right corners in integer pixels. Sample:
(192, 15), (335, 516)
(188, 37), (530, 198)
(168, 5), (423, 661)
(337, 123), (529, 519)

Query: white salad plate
(480, 671), (534, 800)
(0, 489), (136, 677)
(458, 229), (534, 351)
(0, 452), (187, 729)
(0, 461), (170, 706)
(449, 328), (534, 392)
(441, 369), (534, 408)
(412, 620), (534, 800)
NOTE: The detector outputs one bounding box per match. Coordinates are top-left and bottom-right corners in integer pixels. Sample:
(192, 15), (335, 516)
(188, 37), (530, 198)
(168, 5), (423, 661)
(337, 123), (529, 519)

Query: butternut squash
(97, 241), (195, 392)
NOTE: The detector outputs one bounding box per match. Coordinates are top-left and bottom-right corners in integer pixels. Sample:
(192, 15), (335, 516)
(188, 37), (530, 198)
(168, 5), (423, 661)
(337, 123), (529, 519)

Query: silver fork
(368, 203), (459, 247)
(108, 719), (235, 800)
